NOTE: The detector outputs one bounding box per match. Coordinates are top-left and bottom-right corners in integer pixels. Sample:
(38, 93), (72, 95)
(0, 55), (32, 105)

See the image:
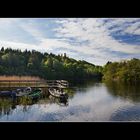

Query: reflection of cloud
(61, 85), (133, 121)
(110, 105), (140, 121)
(0, 84), (134, 122)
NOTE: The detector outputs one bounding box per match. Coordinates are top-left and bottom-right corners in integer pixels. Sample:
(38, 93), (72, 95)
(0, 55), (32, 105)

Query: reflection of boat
(57, 102), (68, 106)
(16, 87), (32, 97)
(28, 88), (42, 99)
(49, 94), (69, 106)
(48, 88), (68, 99)
(58, 98), (68, 106)
(0, 90), (16, 98)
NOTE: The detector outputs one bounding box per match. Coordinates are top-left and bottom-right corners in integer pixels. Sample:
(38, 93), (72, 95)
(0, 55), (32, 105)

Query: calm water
(0, 80), (140, 122)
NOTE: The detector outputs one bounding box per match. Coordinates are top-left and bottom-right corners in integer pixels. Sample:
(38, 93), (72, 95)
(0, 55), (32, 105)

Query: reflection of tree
(67, 80), (102, 97)
(17, 96), (39, 112)
(63, 88), (75, 99)
(18, 96), (32, 105)
(0, 98), (14, 116)
(69, 79), (99, 88)
(0, 96), (39, 116)
(105, 81), (140, 102)
(23, 105), (28, 112)
(0, 85), (77, 116)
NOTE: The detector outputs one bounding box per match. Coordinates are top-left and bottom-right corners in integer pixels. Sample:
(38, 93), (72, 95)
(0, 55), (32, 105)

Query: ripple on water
(110, 105), (140, 121)
(39, 105), (90, 121)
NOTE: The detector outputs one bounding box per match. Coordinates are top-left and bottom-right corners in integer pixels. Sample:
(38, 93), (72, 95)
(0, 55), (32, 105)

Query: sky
(0, 18), (140, 66)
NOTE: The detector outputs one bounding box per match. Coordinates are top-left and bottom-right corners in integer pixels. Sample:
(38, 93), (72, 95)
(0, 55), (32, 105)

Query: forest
(103, 58), (140, 83)
(0, 47), (103, 80)
(0, 47), (139, 83)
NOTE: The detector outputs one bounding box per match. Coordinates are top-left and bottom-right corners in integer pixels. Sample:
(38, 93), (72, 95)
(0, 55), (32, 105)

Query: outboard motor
(25, 87), (32, 92)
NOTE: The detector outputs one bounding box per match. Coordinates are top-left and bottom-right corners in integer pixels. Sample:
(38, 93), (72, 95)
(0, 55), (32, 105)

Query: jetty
(0, 77), (69, 98)
(0, 79), (69, 88)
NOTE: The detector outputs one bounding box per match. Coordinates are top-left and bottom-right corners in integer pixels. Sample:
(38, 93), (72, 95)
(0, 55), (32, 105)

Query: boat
(0, 90), (16, 98)
(58, 97), (68, 106)
(49, 94), (68, 106)
(16, 87), (32, 97)
(48, 88), (68, 99)
(28, 88), (42, 99)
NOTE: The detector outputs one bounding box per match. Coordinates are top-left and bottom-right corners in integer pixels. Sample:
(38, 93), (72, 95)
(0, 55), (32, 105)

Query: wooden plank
(0, 79), (69, 88)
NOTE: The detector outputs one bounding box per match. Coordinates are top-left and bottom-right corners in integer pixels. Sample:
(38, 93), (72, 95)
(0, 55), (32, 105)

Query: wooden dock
(0, 80), (69, 88)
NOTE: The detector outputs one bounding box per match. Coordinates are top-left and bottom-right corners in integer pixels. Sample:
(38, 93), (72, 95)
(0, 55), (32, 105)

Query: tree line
(0, 47), (139, 83)
(0, 47), (103, 80)
(103, 58), (140, 83)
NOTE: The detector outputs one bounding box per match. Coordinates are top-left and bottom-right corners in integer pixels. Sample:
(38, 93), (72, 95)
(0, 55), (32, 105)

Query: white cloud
(124, 21), (140, 35)
(0, 18), (140, 65)
(51, 18), (140, 65)
(19, 21), (44, 40)
(55, 18), (140, 53)
(0, 40), (44, 52)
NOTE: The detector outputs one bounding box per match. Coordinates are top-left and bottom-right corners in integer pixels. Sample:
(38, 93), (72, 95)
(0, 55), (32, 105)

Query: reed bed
(0, 76), (43, 81)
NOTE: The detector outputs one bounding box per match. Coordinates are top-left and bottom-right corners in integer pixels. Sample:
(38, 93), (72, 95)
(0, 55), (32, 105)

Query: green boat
(28, 88), (42, 99)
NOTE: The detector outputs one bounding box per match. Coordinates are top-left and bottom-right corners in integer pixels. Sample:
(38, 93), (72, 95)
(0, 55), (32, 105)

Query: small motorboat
(28, 88), (42, 99)
(16, 87), (32, 97)
(49, 88), (68, 99)
(0, 90), (16, 98)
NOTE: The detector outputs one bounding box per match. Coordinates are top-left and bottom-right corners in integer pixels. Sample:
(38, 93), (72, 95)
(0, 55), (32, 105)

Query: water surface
(0, 80), (140, 121)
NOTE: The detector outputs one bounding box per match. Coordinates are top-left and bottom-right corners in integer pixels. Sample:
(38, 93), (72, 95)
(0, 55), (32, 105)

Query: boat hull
(28, 89), (42, 99)
(0, 91), (16, 98)
(49, 88), (68, 99)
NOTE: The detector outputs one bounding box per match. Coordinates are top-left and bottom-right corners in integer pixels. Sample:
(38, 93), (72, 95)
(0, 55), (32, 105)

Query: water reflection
(0, 88), (69, 117)
(0, 98), (13, 116)
(0, 80), (140, 121)
(49, 95), (68, 106)
(110, 105), (140, 121)
(105, 81), (140, 102)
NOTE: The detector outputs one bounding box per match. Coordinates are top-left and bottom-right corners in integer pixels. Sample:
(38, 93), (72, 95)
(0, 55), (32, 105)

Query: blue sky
(0, 18), (139, 65)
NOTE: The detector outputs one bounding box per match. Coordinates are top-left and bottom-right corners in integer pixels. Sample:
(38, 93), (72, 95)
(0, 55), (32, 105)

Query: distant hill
(0, 47), (103, 80)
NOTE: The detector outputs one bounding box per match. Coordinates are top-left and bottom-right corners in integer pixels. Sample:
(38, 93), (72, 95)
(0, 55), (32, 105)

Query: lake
(0, 80), (140, 122)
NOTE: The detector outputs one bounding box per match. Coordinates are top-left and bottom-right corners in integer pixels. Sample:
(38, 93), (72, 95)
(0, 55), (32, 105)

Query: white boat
(48, 88), (68, 98)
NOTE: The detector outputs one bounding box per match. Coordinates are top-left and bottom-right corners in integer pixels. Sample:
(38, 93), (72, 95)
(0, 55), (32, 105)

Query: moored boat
(49, 88), (68, 99)
(16, 87), (32, 97)
(28, 88), (42, 99)
(0, 90), (16, 98)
